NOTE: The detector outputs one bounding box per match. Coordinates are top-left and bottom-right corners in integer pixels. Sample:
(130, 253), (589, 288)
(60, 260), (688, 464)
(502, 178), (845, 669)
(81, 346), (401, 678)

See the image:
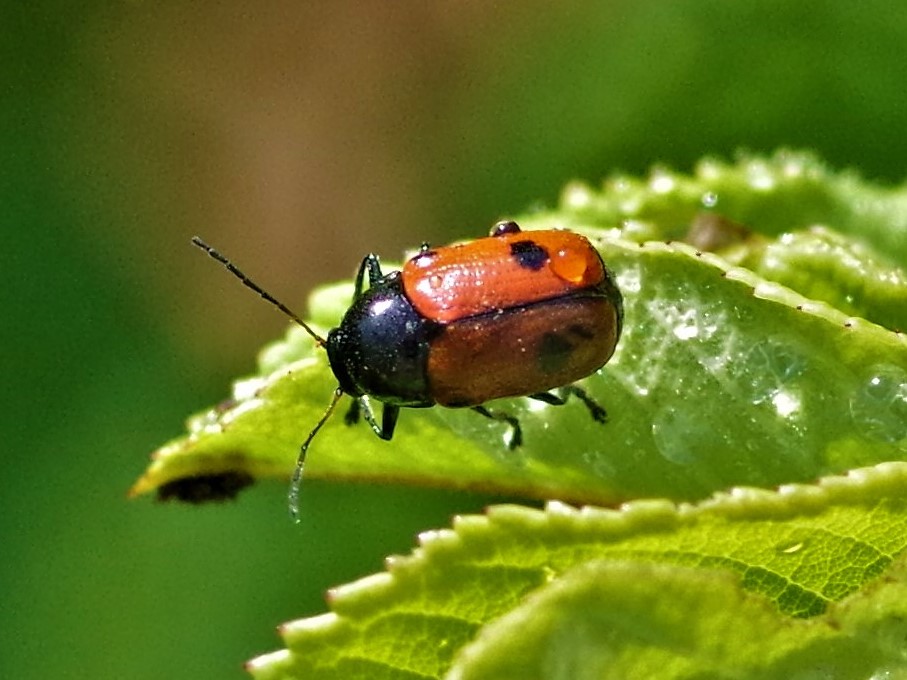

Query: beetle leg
(380, 404), (400, 440)
(353, 254), (385, 299)
(471, 405), (522, 449)
(529, 385), (608, 424)
(357, 395), (399, 441)
(358, 395), (382, 436)
(288, 387), (344, 522)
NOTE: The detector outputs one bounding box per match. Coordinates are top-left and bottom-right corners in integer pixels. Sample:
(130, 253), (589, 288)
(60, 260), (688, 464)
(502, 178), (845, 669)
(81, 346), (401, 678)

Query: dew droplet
(609, 175), (631, 193)
(780, 154), (807, 178)
(615, 262), (642, 294)
(189, 409), (223, 434)
(701, 191), (718, 208)
(651, 405), (711, 465)
(234, 376), (266, 401)
(771, 390), (801, 418)
(562, 181), (593, 209)
(671, 309), (702, 340)
(581, 447), (618, 478)
(731, 340), (807, 411)
(411, 250), (437, 269)
(620, 219), (654, 241)
(697, 158), (721, 180)
(650, 169), (675, 193)
(849, 364), (907, 443)
(220, 397), (265, 426)
(618, 196), (642, 213)
(776, 540), (806, 555)
(746, 161), (776, 190)
(867, 670), (895, 680)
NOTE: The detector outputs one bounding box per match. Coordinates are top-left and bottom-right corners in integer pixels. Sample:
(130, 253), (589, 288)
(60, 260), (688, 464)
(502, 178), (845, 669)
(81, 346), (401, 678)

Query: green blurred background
(4, 2), (907, 677)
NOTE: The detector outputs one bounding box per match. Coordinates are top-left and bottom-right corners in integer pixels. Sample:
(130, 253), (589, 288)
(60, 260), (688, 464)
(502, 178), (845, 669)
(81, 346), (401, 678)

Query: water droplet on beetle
(701, 191), (718, 208)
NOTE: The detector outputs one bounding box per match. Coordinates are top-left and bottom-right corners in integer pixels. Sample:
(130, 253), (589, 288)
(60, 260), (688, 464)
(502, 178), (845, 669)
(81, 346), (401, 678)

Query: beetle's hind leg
(471, 405), (522, 449)
(529, 385), (608, 423)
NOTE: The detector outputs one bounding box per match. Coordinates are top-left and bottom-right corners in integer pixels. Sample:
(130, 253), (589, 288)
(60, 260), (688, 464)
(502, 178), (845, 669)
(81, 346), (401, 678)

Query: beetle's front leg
(358, 395), (399, 441)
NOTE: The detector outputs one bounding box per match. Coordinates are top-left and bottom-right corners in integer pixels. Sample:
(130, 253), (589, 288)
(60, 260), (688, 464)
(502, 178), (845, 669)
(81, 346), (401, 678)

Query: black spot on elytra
(535, 319), (598, 374)
(510, 240), (549, 271)
(538, 332), (575, 373)
(567, 324), (595, 340)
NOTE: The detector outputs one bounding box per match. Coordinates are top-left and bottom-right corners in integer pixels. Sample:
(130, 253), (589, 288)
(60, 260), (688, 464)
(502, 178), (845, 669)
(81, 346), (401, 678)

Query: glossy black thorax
(326, 272), (438, 407)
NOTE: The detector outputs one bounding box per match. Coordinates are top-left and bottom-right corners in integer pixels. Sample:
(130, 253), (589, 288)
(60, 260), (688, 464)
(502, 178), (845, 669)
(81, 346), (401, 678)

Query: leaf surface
(133, 151), (907, 677)
(133, 164), (907, 503)
(247, 464), (907, 679)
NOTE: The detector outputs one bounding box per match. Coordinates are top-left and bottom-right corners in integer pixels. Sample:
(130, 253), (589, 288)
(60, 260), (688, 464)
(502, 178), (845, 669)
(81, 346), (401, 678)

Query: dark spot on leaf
(157, 471), (254, 504)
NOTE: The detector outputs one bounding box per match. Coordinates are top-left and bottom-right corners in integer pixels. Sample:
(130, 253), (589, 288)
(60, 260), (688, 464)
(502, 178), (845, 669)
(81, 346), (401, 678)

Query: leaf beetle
(193, 221), (622, 520)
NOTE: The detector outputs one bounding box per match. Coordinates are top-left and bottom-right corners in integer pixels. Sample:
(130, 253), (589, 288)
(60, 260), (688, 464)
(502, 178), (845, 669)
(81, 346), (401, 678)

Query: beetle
(192, 221), (623, 520)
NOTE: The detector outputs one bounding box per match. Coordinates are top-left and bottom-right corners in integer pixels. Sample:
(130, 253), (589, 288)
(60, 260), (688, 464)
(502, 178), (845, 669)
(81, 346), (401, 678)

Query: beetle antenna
(288, 387), (344, 522)
(191, 237), (327, 348)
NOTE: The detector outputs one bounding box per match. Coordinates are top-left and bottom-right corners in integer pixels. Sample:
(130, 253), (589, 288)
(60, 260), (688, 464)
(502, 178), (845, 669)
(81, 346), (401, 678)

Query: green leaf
(132, 156), (907, 506)
(131, 150), (907, 677)
(447, 559), (907, 680)
(744, 226), (907, 331)
(246, 463), (907, 679)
